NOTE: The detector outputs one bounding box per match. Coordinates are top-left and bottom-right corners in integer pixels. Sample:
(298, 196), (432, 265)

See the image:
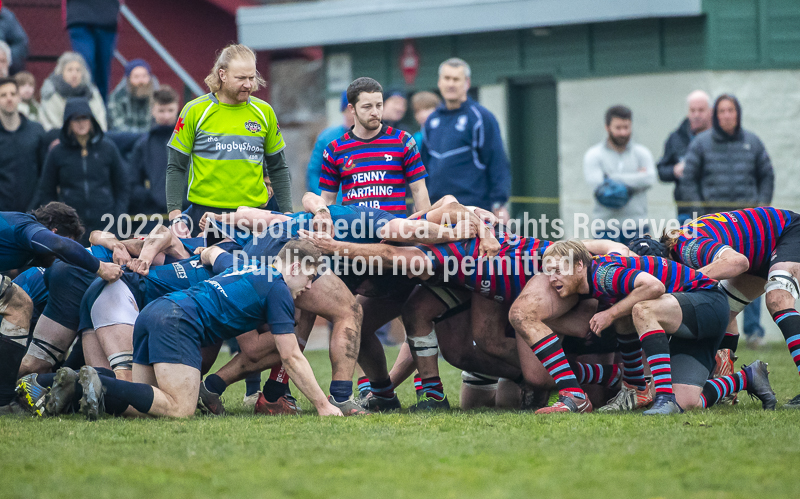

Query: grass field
(2, 344), (799, 499)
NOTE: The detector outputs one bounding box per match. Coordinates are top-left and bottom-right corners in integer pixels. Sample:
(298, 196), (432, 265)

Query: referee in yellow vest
(165, 44), (291, 236)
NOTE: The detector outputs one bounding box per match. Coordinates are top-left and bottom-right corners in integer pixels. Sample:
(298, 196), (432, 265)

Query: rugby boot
(197, 381), (226, 416)
(361, 391), (402, 412)
(78, 366), (106, 421)
(535, 392), (592, 414)
(742, 360), (777, 410)
(254, 393), (302, 416)
(0, 401), (27, 415)
(45, 367), (78, 415)
(242, 392), (259, 409)
(713, 349), (738, 405)
(16, 373), (49, 416)
(783, 393), (800, 409)
(642, 393), (684, 415)
(408, 393), (450, 413)
(597, 379), (654, 412)
(328, 395), (372, 415)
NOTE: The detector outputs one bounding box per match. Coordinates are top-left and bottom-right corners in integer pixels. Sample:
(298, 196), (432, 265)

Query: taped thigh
(765, 270), (800, 301)
(720, 279), (752, 313)
(407, 330), (439, 357)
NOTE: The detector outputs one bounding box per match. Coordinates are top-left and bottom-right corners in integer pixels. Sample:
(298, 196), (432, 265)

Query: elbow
(440, 195), (459, 206)
(88, 231), (102, 246)
(732, 253), (750, 274)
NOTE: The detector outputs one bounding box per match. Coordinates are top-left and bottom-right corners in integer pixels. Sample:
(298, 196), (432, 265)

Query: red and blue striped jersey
(319, 125), (427, 217)
(590, 254), (718, 305)
(673, 208), (795, 275)
(417, 233), (551, 304)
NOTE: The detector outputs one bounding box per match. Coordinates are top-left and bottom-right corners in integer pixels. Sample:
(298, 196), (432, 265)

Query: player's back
(165, 265), (291, 346)
(142, 255), (216, 305)
(686, 207), (794, 274)
(0, 212), (44, 271)
(594, 254), (718, 296)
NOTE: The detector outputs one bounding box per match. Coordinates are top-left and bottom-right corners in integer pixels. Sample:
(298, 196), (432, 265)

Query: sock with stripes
(719, 332), (740, 353)
(531, 333), (585, 399)
(617, 333), (647, 390)
(773, 309), (800, 377)
(357, 376), (371, 397)
(700, 369), (747, 408)
(640, 330), (672, 395)
(413, 374), (422, 396)
(420, 377), (445, 401)
(574, 362), (621, 388)
(370, 377), (395, 398)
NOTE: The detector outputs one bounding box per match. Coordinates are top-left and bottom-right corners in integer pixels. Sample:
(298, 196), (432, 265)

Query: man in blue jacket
(420, 58), (511, 221)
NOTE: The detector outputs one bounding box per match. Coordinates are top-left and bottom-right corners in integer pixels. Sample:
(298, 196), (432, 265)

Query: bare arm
(274, 334), (342, 416)
(589, 273), (666, 334)
(581, 239), (632, 257)
(89, 230), (134, 265)
(128, 225), (191, 276)
(320, 191), (338, 206)
(699, 248), (750, 280)
(408, 180), (431, 212)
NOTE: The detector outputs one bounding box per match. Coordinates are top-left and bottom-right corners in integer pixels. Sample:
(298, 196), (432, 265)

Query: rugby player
(45, 240), (343, 419)
(0, 202), (122, 414)
(536, 240), (775, 414)
(660, 207), (800, 408)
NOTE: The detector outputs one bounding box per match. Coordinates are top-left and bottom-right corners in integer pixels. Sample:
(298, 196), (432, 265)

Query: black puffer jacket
(129, 123), (189, 215)
(677, 96), (773, 216)
(31, 98), (128, 240)
(657, 118), (693, 209)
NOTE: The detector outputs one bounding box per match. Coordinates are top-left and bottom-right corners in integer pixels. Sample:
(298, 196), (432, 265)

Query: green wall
(326, 0), (800, 93)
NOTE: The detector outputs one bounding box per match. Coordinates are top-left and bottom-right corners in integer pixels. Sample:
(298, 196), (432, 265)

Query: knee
(765, 291), (790, 314)
(7, 285), (33, 321)
(631, 301), (652, 324)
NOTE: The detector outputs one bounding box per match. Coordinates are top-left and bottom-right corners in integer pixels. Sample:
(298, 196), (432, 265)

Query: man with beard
(319, 77), (430, 215)
(583, 105), (656, 245)
(166, 44), (291, 237)
(108, 59), (155, 133)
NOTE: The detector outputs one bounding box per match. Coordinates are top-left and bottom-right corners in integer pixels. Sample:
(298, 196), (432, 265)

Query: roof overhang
(238, 0), (702, 50)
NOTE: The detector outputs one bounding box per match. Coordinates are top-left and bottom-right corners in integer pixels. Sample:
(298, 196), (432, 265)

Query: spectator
(31, 97), (127, 244)
(583, 105), (656, 244)
(0, 40), (9, 78)
(0, 77), (46, 212)
(411, 90), (441, 147)
(678, 93), (774, 348)
(108, 59), (156, 133)
(382, 88), (408, 130)
(0, 7), (28, 75)
(64, 0), (120, 102)
(129, 86), (187, 218)
(39, 52), (107, 132)
(421, 58), (511, 220)
(306, 90), (352, 197)
(657, 90), (712, 224)
(14, 71), (39, 123)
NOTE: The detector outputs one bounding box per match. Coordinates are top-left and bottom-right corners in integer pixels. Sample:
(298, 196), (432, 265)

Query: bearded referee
(166, 44), (292, 237)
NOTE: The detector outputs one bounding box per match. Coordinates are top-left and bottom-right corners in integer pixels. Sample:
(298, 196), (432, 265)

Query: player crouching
(44, 240), (344, 419)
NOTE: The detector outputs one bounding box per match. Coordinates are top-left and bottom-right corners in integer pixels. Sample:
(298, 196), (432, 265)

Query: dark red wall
(9, 0), (272, 105)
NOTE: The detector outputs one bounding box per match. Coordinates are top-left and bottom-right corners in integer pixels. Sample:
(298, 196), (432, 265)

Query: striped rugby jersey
(673, 207), (796, 276)
(319, 125), (427, 217)
(590, 254), (718, 305)
(417, 233), (551, 303)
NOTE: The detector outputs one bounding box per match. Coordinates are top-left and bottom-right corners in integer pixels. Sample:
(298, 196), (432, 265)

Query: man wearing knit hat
(108, 58), (156, 133)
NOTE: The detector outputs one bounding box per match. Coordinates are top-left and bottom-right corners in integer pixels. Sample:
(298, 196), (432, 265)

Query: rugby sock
(204, 373), (228, 396)
(102, 393), (130, 416)
(413, 374), (422, 396)
(720, 332), (740, 353)
(245, 372), (261, 397)
(329, 380), (353, 403)
(420, 377), (444, 401)
(94, 367), (116, 378)
(531, 334), (586, 400)
(370, 377), (395, 398)
(99, 376), (155, 414)
(357, 376), (371, 397)
(773, 309), (800, 377)
(0, 339), (26, 405)
(617, 333), (647, 390)
(700, 369), (747, 408)
(574, 362), (621, 388)
(640, 330), (672, 395)
(262, 379), (287, 403)
(37, 373), (56, 389)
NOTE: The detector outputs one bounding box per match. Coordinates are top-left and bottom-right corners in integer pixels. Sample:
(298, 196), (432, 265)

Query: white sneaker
(243, 392), (260, 409)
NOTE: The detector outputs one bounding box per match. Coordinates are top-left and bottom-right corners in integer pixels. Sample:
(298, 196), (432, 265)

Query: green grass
(2, 344), (799, 499)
